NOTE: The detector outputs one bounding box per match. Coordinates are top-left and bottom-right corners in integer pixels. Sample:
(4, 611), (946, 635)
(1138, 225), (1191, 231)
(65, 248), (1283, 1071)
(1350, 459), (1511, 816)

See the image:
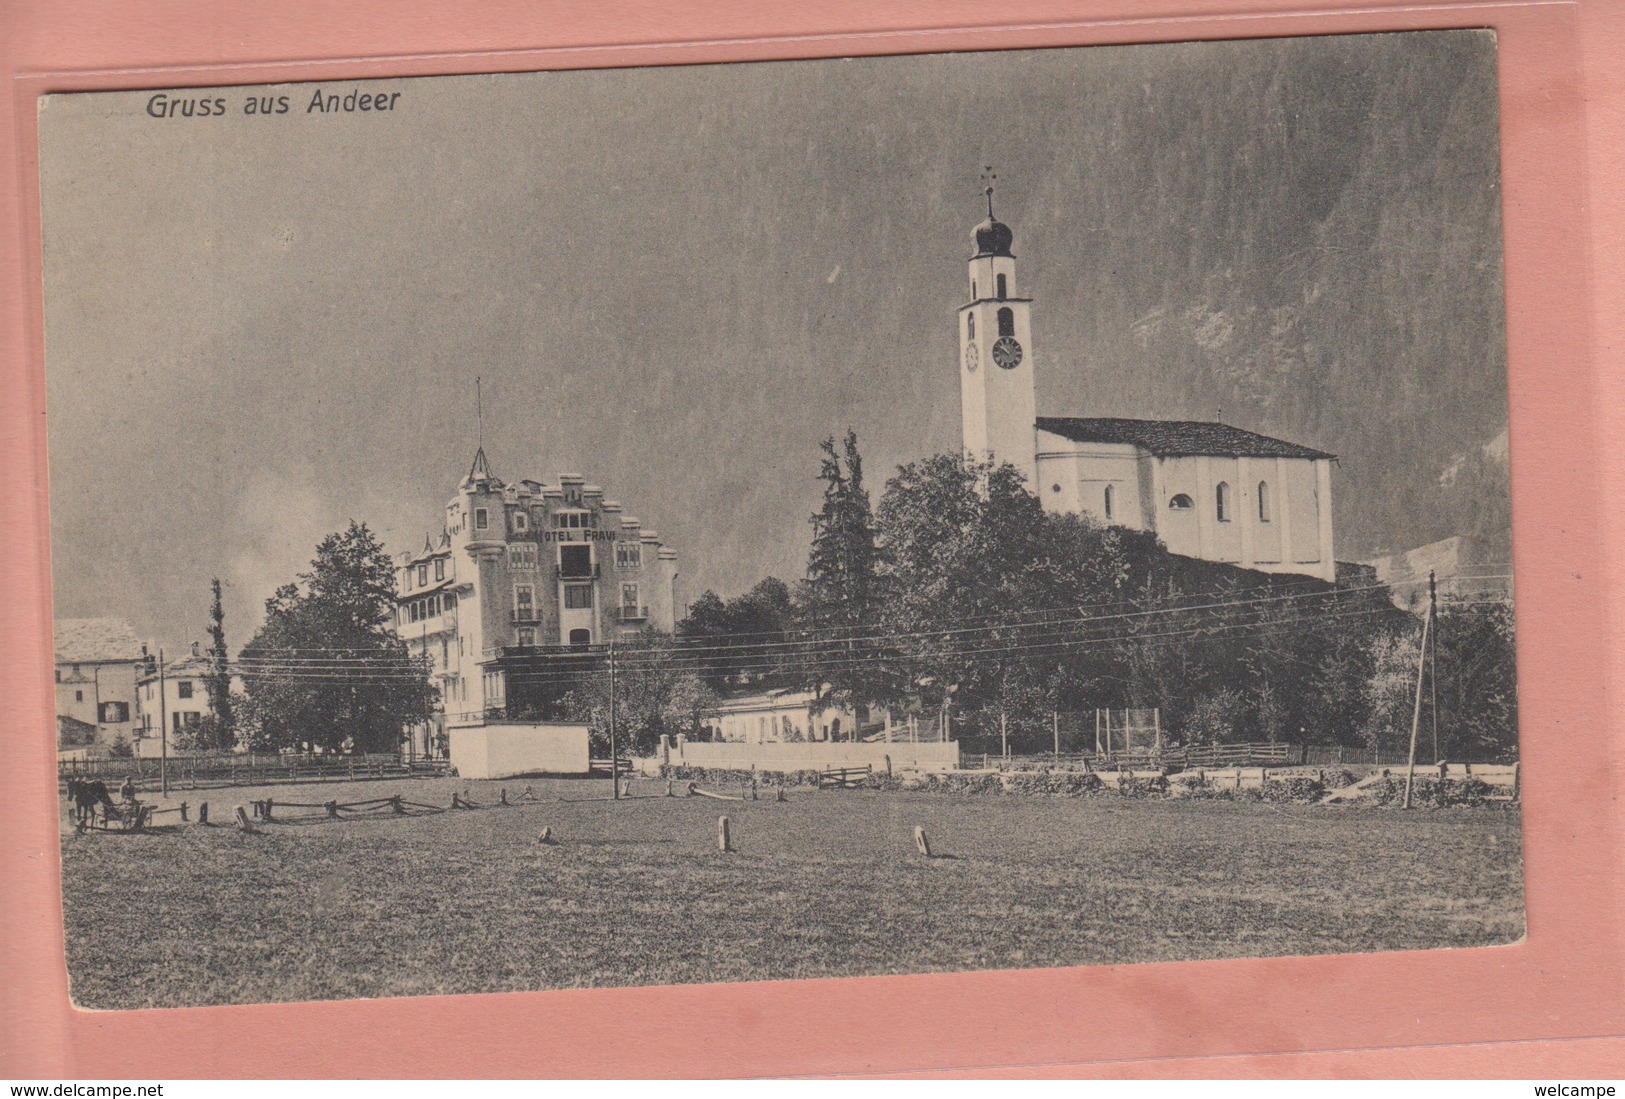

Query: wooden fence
(58, 753), (447, 790)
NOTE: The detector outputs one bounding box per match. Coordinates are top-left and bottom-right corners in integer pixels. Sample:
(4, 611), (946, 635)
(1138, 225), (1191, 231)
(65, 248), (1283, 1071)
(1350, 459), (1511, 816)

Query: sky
(39, 31), (1509, 653)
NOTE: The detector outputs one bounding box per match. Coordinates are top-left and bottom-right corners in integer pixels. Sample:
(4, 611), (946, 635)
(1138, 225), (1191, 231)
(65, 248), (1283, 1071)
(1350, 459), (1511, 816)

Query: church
(957, 195), (1337, 583)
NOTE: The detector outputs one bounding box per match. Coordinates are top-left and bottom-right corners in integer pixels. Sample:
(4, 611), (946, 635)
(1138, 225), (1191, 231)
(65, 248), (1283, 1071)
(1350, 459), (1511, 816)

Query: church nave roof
(1037, 416), (1334, 461)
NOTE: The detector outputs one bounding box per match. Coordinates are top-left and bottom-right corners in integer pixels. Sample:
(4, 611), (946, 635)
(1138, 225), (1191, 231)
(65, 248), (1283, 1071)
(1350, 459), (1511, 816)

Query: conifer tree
(802, 429), (887, 721)
(201, 577), (236, 750)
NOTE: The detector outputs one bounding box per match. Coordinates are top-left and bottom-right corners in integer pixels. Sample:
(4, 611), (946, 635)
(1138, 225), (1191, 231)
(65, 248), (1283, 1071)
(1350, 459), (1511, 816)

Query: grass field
(58, 775), (1524, 1009)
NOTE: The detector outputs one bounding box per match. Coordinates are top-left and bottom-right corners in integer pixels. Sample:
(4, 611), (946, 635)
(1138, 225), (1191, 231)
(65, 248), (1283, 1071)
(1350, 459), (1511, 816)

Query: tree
(1432, 601), (1519, 760)
(557, 632), (719, 755)
(239, 522), (438, 753)
(870, 453), (1071, 748)
(1360, 628), (1423, 758)
(802, 430), (886, 714)
(198, 577), (237, 751)
(677, 578), (798, 692)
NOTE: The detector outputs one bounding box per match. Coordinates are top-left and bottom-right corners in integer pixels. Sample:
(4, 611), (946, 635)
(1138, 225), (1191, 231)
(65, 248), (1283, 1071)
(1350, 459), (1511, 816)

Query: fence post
(325, 800), (339, 819)
(391, 795), (404, 815)
(180, 801), (188, 822)
(198, 802), (208, 824)
(717, 815), (732, 853)
(913, 826), (933, 858)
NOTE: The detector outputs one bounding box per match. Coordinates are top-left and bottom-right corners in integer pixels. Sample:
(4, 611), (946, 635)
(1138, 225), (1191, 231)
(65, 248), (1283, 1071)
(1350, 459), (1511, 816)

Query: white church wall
(1285, 460), (1322, 564)
(1034, 437), (1143, 528)
(1242, 457), (1281, 565)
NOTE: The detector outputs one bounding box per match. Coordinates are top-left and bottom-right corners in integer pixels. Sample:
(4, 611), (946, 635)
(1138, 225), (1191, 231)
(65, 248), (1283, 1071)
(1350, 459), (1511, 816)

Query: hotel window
(474, 508), (488, 530)
(75, 690), (83, 702)
(178, 681), (194, 699)
(621, 582), (641, 614)
(512, 510), (528, 533)
(559, 545), (593, 579)
(514, 584), (535, 619)
(1103, 484), (1115, 521)
(616, 542), (642, 569)
(564, 583), (594, 610)
(998, 307), (1015, 338)
(517, 627), (535, 647)
(1258, 481), (1272, 522)
(1216, 482), (1232, 522)
(554, 510), (591, 529)
(435, 558), (445, 581)
(417, 564), (428, 586)
(508, 545), (537, 569)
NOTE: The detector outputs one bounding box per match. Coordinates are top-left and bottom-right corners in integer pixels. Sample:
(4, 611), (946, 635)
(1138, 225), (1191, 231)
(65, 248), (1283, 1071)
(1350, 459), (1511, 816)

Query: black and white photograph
(40, 29), (1522, 1010)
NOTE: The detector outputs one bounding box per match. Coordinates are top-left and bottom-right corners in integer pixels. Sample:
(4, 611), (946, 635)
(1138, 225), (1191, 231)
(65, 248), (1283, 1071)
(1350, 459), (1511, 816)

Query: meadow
(58, 775), (1524, 1009)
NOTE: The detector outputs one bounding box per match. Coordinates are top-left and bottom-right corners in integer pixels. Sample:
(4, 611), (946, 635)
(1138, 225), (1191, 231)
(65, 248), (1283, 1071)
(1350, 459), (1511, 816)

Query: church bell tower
(958, 186), (1037, 486)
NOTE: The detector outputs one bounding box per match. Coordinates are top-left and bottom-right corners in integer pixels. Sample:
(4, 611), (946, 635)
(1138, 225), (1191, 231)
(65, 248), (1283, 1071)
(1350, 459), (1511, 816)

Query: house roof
(137, 652), (212, 684)
(1036, 417), (1335, 461)
(54, 618), (145, 664)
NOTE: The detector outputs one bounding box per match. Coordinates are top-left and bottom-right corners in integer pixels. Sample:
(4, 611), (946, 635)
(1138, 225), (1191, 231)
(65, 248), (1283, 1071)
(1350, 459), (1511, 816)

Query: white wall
(1153, 454), (1334, 581)
(450, 723), (592, 779)
(1034, 438), (1144, 528)
(667, 739), (961, 774)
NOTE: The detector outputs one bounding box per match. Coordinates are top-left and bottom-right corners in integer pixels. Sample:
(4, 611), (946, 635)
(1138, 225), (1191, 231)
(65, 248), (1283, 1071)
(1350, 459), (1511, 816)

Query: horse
(68, 778), (116, 827)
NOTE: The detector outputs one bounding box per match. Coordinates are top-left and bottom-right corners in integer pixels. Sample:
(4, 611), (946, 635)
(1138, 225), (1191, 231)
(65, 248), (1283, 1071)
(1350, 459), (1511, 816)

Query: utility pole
(608, 640), (619, 801)
(1053, 710), (1060, 763)
(1429, 570), (1440, 762)
(1402, 599), (1433, 810)
(157, 648), (169, 798)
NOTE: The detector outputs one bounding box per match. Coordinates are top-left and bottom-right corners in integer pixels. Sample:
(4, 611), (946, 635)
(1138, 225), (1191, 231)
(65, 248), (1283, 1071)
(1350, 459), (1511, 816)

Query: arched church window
(966, 314), (975, 340)
(1216, 482), (1232, 522)
(971, 280), (977, 299)
(996, 273), (1008, 300)
(997, 307), (1015, 338)
(1169, 494), (1194, 511)
(1257, 481), (1272, 522)
(1103, 484), (1115, 521)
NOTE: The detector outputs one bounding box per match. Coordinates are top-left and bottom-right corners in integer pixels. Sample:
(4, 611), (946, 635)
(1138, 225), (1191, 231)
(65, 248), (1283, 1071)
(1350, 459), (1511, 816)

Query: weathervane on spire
(979, 165), (997, 219)
(476, 375), (484, 450)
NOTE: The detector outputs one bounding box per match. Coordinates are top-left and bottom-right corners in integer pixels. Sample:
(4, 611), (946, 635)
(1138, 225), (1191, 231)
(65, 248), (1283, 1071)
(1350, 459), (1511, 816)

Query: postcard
(38, 31), (1523, 1012)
